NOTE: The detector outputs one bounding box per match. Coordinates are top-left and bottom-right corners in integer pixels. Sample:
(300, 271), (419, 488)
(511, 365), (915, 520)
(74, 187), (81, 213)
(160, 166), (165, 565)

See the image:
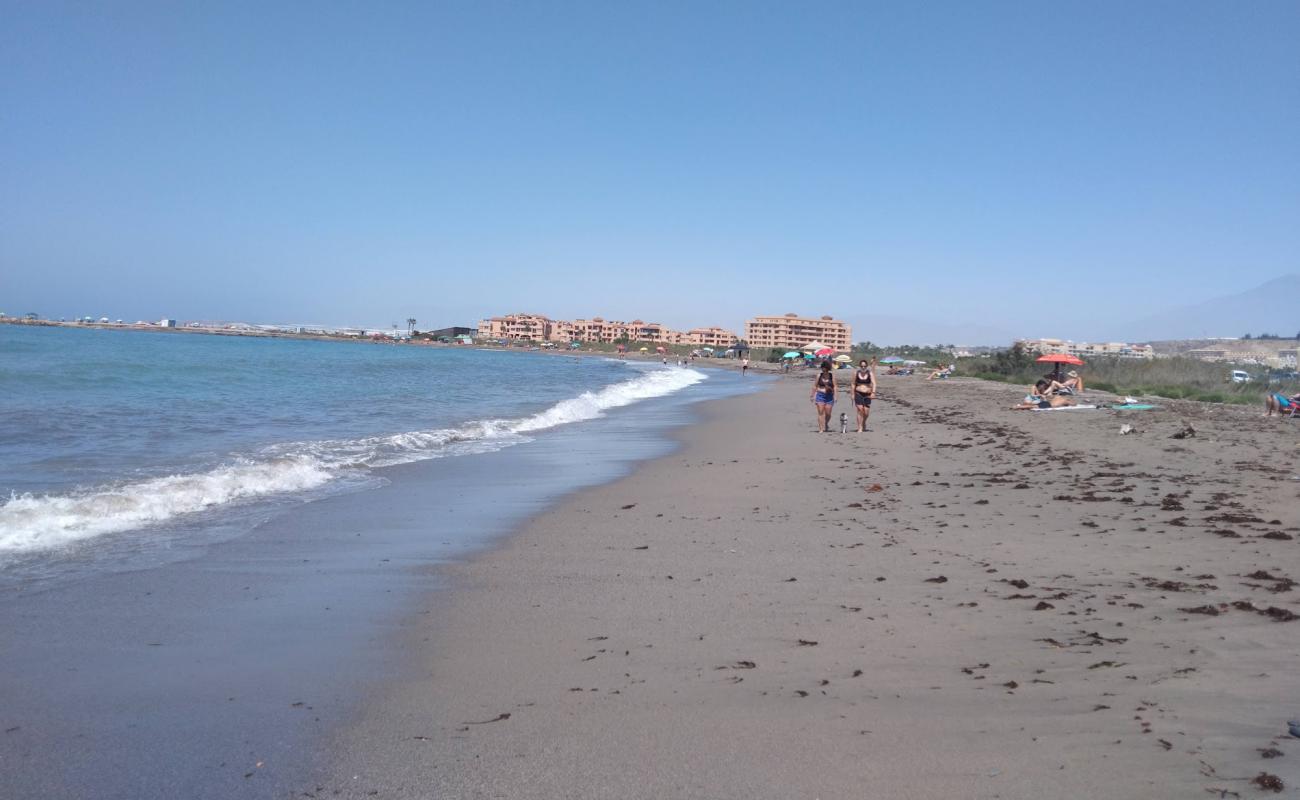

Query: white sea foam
(0, 366), (706, 555)
(511, 364), (704, 433)
(0, 458), (334, 554)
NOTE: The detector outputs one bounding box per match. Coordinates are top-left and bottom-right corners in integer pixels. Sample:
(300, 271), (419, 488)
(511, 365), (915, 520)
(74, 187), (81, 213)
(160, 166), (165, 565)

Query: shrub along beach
(960, 344), (1300, 406)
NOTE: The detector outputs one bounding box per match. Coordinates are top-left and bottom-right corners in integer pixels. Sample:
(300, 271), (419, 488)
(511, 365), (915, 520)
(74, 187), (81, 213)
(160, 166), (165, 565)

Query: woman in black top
(851, 358), (876, 432)
(810, 360), (836, 432)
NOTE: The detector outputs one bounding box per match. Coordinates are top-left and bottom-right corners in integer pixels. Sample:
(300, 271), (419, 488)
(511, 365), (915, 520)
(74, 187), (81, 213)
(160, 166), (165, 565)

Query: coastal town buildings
(744, 313), (852, 352)
(1018, 338), (1155, 360)
(570, 317), (627, 343)
(477, 313), (554, 342)
(684, 327), (739, 349)
(477, 313), (739, 348)
(1184, 345), (1298, 367)
(631, 320), (668, 343)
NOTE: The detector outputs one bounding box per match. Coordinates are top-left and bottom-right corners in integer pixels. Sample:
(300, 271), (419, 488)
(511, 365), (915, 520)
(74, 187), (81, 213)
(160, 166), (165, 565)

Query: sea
(0, 324), (760, 799)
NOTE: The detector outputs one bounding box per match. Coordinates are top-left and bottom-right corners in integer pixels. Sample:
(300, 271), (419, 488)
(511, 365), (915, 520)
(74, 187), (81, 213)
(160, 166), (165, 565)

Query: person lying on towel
(1265, 391), (1300, 418)
(1012, 380), (1076, 410)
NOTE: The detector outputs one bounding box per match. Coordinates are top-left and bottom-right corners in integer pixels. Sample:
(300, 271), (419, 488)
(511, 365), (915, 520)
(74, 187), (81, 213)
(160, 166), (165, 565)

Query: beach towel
(1111, 403), (1158, 410)
(1031, 404), (1098, 412)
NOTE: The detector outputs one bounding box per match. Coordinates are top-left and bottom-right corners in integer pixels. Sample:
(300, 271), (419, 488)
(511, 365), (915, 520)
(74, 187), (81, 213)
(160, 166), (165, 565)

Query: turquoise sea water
(0, 324), (767, 798)
(1, 324), (763, 799)
(0, 325), (715, 582)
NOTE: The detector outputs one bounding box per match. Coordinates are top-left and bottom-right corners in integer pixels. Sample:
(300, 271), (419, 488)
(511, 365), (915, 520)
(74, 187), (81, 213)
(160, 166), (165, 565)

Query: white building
(1018, 338), (1154, 360)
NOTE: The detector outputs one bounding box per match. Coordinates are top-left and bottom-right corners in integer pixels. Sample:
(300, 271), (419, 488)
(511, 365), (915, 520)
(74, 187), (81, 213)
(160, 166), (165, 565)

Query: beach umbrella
(638, 346), (648, 351)
(655, 346), (666, 354)
(834, 354), (852, 362)
(782, 351), (801, 358)
(814, 347), (833, 357)
(1036, 353), (1084, 381)
(702, 347), (714, 352)
(1035, 354), (1084, 366)
(880, 356), (904, 364)
(800, 341), (827, 352)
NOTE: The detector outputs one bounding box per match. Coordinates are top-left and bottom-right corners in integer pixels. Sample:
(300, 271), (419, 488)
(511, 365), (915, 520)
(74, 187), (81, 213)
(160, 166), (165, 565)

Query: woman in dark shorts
(851, 358), (876, 432)
(810, 360), (836, 432)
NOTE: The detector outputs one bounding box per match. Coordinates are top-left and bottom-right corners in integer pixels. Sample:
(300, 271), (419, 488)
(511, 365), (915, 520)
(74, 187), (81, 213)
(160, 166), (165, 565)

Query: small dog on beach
(839, 412), (848, 434)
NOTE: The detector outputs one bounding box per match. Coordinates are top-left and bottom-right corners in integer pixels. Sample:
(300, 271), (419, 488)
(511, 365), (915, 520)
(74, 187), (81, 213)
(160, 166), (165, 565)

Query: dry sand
(315, 375), (1299, 799)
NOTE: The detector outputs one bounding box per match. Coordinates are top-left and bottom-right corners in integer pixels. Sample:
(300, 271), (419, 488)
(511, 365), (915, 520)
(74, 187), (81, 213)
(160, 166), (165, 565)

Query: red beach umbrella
(1036, 353), (1084, 381)
(814, 348), (833, 357)
(1035, 354), (1084, 366)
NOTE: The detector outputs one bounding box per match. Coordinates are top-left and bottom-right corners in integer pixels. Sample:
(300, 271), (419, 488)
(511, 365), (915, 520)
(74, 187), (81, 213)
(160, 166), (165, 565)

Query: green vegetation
(1242, 332), (1300, 340)
(851, 341), (956, 365)
(762, 342), (960, 365)
(956, 346), (1299, 406)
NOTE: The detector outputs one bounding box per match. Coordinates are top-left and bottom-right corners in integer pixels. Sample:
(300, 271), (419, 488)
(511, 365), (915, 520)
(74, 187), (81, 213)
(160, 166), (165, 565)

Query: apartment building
(481, 313), (740, 348)
(477, 313), (553, 341)
(744, 313), (852, 352)
(684, 326), (739, 348)
(549, 320), (576, 343)
(566, 316), (737, 346)
(571, 317), (631, 343)
(1186, 347), (1298, 367)
(626, 320), (667, 342)
(1019, 338), (1155, 360)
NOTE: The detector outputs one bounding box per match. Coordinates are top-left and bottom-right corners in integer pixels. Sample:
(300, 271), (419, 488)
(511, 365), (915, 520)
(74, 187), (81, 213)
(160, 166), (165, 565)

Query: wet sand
(316, 376), (1299, 799)
(0, 367), (757, 800)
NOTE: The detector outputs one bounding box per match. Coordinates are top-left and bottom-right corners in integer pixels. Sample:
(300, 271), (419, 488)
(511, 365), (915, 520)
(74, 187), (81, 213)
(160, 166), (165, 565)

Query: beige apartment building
(744, 313), (852, 352)
(480, 313), (739, 347)
(1019, 338), (1155, 360)
(477, 313), (553, 341)
(684, 326), (739, 349)
(570, 317), (631, 343)
(550, 320), (576, 343)
(1185, 346), (1298, 367)
(629, 320), (669, 343)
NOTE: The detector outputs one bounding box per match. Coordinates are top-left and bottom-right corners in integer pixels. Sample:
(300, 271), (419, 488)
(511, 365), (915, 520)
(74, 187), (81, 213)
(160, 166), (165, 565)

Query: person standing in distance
(810, 360), (836, 432)
(851, 357), (877, 432)
(741, 356), (749, 376)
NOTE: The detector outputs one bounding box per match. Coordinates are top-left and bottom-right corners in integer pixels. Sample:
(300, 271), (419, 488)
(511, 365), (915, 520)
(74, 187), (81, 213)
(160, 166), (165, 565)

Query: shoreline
(10, 317), (1289, 404)
(0, 351), (761, 799)
(313, 375), (1298, 798)
(0, 317), (780, 374)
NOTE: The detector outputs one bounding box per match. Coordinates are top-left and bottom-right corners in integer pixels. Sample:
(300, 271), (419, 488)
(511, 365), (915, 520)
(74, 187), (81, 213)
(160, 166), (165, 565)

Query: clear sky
(2, 1), (1297, 342)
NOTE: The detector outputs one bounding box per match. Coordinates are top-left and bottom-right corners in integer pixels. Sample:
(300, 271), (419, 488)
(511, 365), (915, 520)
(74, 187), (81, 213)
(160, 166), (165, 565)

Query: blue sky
(2, 1), (1297, 342)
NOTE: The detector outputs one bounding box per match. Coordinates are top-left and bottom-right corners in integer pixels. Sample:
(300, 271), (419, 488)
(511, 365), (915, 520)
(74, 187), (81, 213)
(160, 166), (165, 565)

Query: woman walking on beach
(811, 360), (836, 432)
(851, 358), (876, 432)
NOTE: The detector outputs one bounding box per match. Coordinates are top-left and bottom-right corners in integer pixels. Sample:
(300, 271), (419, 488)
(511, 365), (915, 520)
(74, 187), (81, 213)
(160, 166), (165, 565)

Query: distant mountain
(845, 313), (1017, 347)
(839, 275), (1297, 348)
(1120, 274), (1300, 342)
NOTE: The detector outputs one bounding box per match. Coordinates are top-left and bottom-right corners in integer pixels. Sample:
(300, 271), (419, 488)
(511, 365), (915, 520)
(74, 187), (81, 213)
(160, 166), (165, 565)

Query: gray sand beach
(311, 374), (1300, 798)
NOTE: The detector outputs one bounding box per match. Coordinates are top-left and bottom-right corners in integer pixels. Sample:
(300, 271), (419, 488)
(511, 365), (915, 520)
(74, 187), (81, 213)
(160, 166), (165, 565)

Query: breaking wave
(0, 366), (706, 556)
